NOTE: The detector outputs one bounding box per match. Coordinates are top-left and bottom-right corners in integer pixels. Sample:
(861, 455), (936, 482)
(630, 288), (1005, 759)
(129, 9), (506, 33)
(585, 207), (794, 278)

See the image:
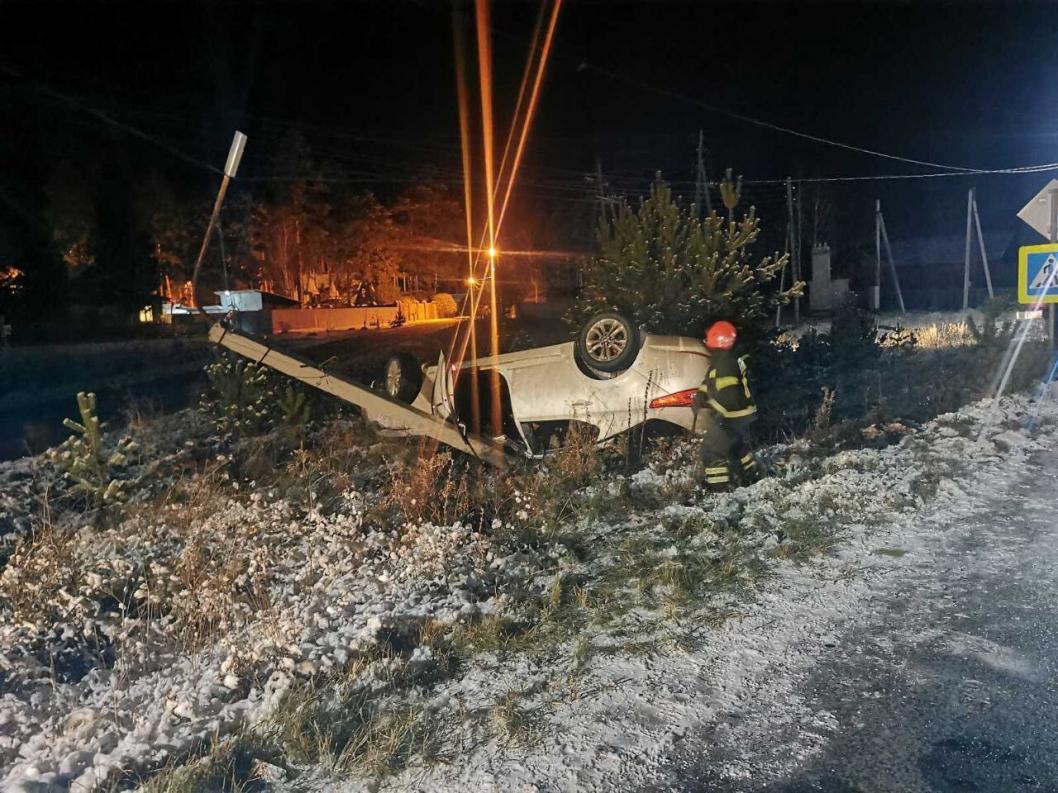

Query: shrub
(200, 352), (313, 437)
(200, 353), (276, 435)
(967, 294), (1015, 348)
(432, 292), (459, 318)
(829, 300), (880, 366)
(277, 385), (311, 430)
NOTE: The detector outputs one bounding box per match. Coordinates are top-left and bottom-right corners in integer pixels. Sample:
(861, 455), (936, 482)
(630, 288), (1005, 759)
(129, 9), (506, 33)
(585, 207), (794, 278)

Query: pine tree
(573, 176), (802, 339)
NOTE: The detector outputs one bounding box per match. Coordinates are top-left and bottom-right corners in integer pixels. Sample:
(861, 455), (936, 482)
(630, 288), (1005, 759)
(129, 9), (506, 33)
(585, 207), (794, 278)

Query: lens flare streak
(448, 0), (565, 440)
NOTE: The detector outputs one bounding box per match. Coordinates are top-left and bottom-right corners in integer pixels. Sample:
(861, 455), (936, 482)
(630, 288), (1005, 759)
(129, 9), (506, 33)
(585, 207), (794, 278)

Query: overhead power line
(743, 161), (1058, 186)
(578, 61), (985, 174)
(2, 65), (224, 176)
(11, 64), (1058, 199)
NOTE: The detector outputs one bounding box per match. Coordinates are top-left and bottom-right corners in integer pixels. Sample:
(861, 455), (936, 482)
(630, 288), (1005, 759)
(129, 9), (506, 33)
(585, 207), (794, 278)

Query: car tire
(382, 353), (422, 403)
(576, 312), (640, 374)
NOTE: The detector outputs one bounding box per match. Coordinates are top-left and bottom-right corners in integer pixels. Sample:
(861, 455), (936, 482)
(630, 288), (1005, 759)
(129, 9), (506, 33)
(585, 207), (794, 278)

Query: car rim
(585, 318), (628, 362)
(385, 360), (402, 396)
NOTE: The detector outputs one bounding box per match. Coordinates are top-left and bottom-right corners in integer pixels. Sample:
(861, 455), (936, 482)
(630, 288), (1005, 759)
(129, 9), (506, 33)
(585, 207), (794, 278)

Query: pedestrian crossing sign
(1018, 243), (1058, 304)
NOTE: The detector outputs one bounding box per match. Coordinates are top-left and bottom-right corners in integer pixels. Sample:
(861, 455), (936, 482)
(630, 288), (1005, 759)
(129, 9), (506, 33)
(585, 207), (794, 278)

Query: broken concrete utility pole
(190, 131), (247, 310)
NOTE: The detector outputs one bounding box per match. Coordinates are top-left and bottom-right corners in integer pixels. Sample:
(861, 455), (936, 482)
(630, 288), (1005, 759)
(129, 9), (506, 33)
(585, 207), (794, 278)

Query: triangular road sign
(1018, 179), (1058, 240)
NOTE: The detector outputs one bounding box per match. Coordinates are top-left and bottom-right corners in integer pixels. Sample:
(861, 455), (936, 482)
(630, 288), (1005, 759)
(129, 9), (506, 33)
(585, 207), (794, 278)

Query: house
(213, 289), (299, 334)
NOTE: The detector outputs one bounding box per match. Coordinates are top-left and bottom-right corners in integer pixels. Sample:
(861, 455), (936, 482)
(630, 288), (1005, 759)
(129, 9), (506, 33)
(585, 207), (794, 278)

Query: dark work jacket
(693, 349), (757, 423)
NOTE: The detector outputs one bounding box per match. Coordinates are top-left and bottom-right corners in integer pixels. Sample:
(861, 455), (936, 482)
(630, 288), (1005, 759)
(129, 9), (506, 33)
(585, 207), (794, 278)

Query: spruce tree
(573, 175), (801, 339)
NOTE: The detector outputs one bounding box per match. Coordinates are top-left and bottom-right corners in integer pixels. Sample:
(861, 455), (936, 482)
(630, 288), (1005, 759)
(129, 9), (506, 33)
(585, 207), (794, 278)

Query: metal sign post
(1050, 188), (1057, 347)
(963, 188), (974, 311)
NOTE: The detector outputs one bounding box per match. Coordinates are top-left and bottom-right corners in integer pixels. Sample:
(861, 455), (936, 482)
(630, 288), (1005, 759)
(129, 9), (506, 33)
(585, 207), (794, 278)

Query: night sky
(3, 0), (1058, 260)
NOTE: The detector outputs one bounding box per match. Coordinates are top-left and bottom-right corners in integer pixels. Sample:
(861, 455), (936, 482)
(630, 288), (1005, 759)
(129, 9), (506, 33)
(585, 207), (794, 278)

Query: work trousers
(697, 412), (758, 487)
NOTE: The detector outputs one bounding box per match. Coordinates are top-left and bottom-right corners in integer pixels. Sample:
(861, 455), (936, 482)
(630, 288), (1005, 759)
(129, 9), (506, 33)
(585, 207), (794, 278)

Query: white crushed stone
(0, 390), (1054, 792)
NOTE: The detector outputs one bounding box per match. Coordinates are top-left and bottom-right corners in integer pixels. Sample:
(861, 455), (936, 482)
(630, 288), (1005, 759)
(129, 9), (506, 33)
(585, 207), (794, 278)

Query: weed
(546, 421), (602, 486)
(335, 703), (444, 777)
(573, 634), (591, 670)
(380, 449), (473, 526)
(546, 573), (564, 615)
(138, 731), (274, 793)
(872, 547), (907, 557)
(908, 467), (943, 502)
(813, 387), (835, 434)
(572, 584), (590, 610)
(490, 690), (539, 746)
(914, 321), (973, 349)
(418, 617), (448, 648)
(450, 614), (533, 656)
(773, 512), (838, 562)
(0, 505), (76, 625)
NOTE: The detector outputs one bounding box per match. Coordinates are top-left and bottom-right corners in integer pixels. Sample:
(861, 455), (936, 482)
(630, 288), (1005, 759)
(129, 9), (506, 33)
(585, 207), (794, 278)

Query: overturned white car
(378, 313), (710, 457)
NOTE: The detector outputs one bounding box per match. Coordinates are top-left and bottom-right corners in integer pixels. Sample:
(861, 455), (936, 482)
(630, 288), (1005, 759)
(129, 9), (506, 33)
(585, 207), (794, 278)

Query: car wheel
(383, 353), (422, 403)
(576, 312), (640, 374)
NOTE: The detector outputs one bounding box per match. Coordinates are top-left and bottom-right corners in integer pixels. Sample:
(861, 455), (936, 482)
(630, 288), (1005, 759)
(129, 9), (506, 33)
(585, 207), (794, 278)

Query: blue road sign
(1018, 244), (1058, 305)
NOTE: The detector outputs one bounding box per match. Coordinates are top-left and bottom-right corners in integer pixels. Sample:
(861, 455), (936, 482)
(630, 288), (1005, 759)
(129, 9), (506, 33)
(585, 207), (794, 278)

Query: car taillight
(649, 388), (697, 409)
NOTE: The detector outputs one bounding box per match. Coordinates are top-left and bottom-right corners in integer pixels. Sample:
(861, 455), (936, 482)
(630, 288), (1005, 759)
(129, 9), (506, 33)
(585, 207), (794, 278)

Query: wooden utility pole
(694, 130), (713, 217)
(777, 177), (794, 328)
(876, 202), (906, 314)
(874, 199), (882, 311)
(594, 156), (607, 224)
(972, 194), (994, 300)
(795, 180), (802, 323)
(963, 187), (995, 311)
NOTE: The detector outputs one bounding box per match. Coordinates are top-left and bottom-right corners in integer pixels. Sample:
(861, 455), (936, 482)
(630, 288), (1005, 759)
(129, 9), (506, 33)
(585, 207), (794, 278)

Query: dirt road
(661, 448), (1058, 792)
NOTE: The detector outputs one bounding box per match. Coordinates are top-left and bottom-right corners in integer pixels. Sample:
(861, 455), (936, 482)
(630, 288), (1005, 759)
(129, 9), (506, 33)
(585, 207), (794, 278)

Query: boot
(703, 460), (735, 492)
(737, 451), (762, 486)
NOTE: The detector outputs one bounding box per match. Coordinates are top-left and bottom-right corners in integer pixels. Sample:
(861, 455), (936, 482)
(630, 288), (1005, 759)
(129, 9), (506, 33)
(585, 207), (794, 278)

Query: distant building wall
(809, 245), (833, 313)
(271, 301), (440, 334)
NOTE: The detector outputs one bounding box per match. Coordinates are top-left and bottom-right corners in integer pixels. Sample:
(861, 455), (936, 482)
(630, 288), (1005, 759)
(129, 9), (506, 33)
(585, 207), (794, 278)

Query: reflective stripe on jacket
(696, 349), (757, 420)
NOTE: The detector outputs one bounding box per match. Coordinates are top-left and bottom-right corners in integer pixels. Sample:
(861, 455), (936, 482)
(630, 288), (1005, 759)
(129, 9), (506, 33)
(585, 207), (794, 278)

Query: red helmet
(705, 320), (737, 350)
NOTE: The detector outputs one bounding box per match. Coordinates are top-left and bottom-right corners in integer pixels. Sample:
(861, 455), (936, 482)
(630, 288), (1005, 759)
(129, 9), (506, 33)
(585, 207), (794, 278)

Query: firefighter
(693, 320), (762, 490)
